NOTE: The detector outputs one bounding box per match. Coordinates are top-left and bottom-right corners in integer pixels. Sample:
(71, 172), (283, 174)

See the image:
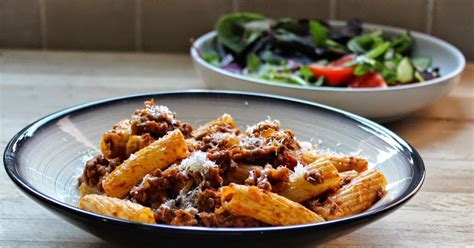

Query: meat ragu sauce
(79, 100), (386, 227)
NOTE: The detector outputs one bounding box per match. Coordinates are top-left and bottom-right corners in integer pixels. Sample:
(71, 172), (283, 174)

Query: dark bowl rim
(3, 90), (425, 234)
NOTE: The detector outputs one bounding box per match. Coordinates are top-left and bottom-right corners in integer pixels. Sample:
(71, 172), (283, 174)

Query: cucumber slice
(412, 57), (432, 71)
(397, 57), (414, 83)
(414, 71), (425, 82)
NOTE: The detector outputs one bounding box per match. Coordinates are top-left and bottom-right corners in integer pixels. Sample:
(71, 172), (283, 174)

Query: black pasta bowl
(3, 90), (424, 247)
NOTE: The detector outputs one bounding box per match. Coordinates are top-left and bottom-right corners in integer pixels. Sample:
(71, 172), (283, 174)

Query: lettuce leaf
(215, 12), (265, 53)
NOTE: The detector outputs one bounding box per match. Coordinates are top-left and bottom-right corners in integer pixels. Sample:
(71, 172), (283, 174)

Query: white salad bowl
(191, 21), (465, 122)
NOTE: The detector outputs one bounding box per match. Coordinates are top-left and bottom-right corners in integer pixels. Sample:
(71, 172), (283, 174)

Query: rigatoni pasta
(327, 155), (368, 173)
(220, 184), (324, 225)
(78, 100), (387, 227)
(279, 158), (340, 202)
(79, 194), (155, 224)
(315, 169), (387, 220)
(102, 129), (188, 198)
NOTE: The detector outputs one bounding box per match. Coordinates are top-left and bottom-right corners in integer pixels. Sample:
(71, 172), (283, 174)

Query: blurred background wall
(1, 0), (472, 60)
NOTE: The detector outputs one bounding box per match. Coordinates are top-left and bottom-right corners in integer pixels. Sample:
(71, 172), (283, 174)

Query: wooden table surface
(1, 50), (473, 247)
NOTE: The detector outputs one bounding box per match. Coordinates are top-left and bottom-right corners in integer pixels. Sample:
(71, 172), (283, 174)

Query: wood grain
(1, 50), (473, 247)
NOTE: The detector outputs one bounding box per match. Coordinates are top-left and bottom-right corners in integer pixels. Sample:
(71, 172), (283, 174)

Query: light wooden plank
(386, 118), (474, 161)
(422, 159), (474, 193)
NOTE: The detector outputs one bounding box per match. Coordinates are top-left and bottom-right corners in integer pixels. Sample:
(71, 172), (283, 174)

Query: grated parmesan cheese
(178, 151), (217, 176)
(245, 117), (280, 135)
(299, 141), (314, 151)
(293, 162), (307, 179)
(146, 105), (175, 120)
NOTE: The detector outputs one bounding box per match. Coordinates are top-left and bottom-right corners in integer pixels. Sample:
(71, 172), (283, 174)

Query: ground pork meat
(274, 149), (299, 170)
(198, 211), (267, 227)
(154, 205), (176, 224)
(246, 118), (281, 138)
(231, 142), (277, 166)
(129, 173), (172, 208)
(154, 194), (266, 227)
(171, 209), (198, 226)
(245, 164), (290, 192)
(190, 128), (240, 155)
(130, 99), (193, 139)
(100, 100), (192, 162)
(130, 152), (224, 219)
(303, 197), (324, 212)
(231, 129), (301, 168)
(79, 154), (118, 189)
(129, 166), (187, 208)
(198, 132), (240, 153)
(196, 188), (221, 212)
(100, 119), (132, 160)
(304, 167), (324, 184)
(154, 205), (198, 226)
(155, 207), (267, 227)
(192, 114), (240, 140)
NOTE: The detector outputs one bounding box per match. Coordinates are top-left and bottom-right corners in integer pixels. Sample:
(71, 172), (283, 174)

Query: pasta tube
(223, 164), (259, 185)
(315, 169), (387, 220)
(100, 119), (131, 160)
(125, 134), (154, 158)
(193, 113), (237, 138)
(102, 129), (188, 198)
(338, 170), (358, 187)
(220, 184), (324, 226)
(279, 159), (340, 202)
(79, 194), (155, 224)
(327, 155), (368, 173)
(297, 147), (368, 173)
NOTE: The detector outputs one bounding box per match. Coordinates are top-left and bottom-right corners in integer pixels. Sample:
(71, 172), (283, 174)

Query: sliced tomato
(348, 72), (388, 88)
(309, 55), (355, 86)
(331, 55), (355, 67)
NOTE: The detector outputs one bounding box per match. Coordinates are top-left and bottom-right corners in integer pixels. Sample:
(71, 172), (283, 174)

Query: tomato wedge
(309, 55), (355, 86)
(331, 55), (355, 67)
(348, 72), (388, 88)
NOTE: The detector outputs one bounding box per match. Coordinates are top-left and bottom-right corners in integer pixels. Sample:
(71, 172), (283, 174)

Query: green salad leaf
(380, 63), (398, 83)
(261, 70), (310, 86)
(299, 65), (314, 82)
(260, 50), (283, 65)
(392, 32), (413, 53)
(309, 21), (328, 47)
(273, 18), (308, 35)
(354, 63), (374, 76)
(325, 39), (348, 53)
(202, 51), (221, 66)
(244, 19), (275, 32)
(365, 41), (391, 59)
(215, 12), (265, 53)
(314, 76), (325, 86)
(347, 31), (382, 54)
(246, 53), (261, 73)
